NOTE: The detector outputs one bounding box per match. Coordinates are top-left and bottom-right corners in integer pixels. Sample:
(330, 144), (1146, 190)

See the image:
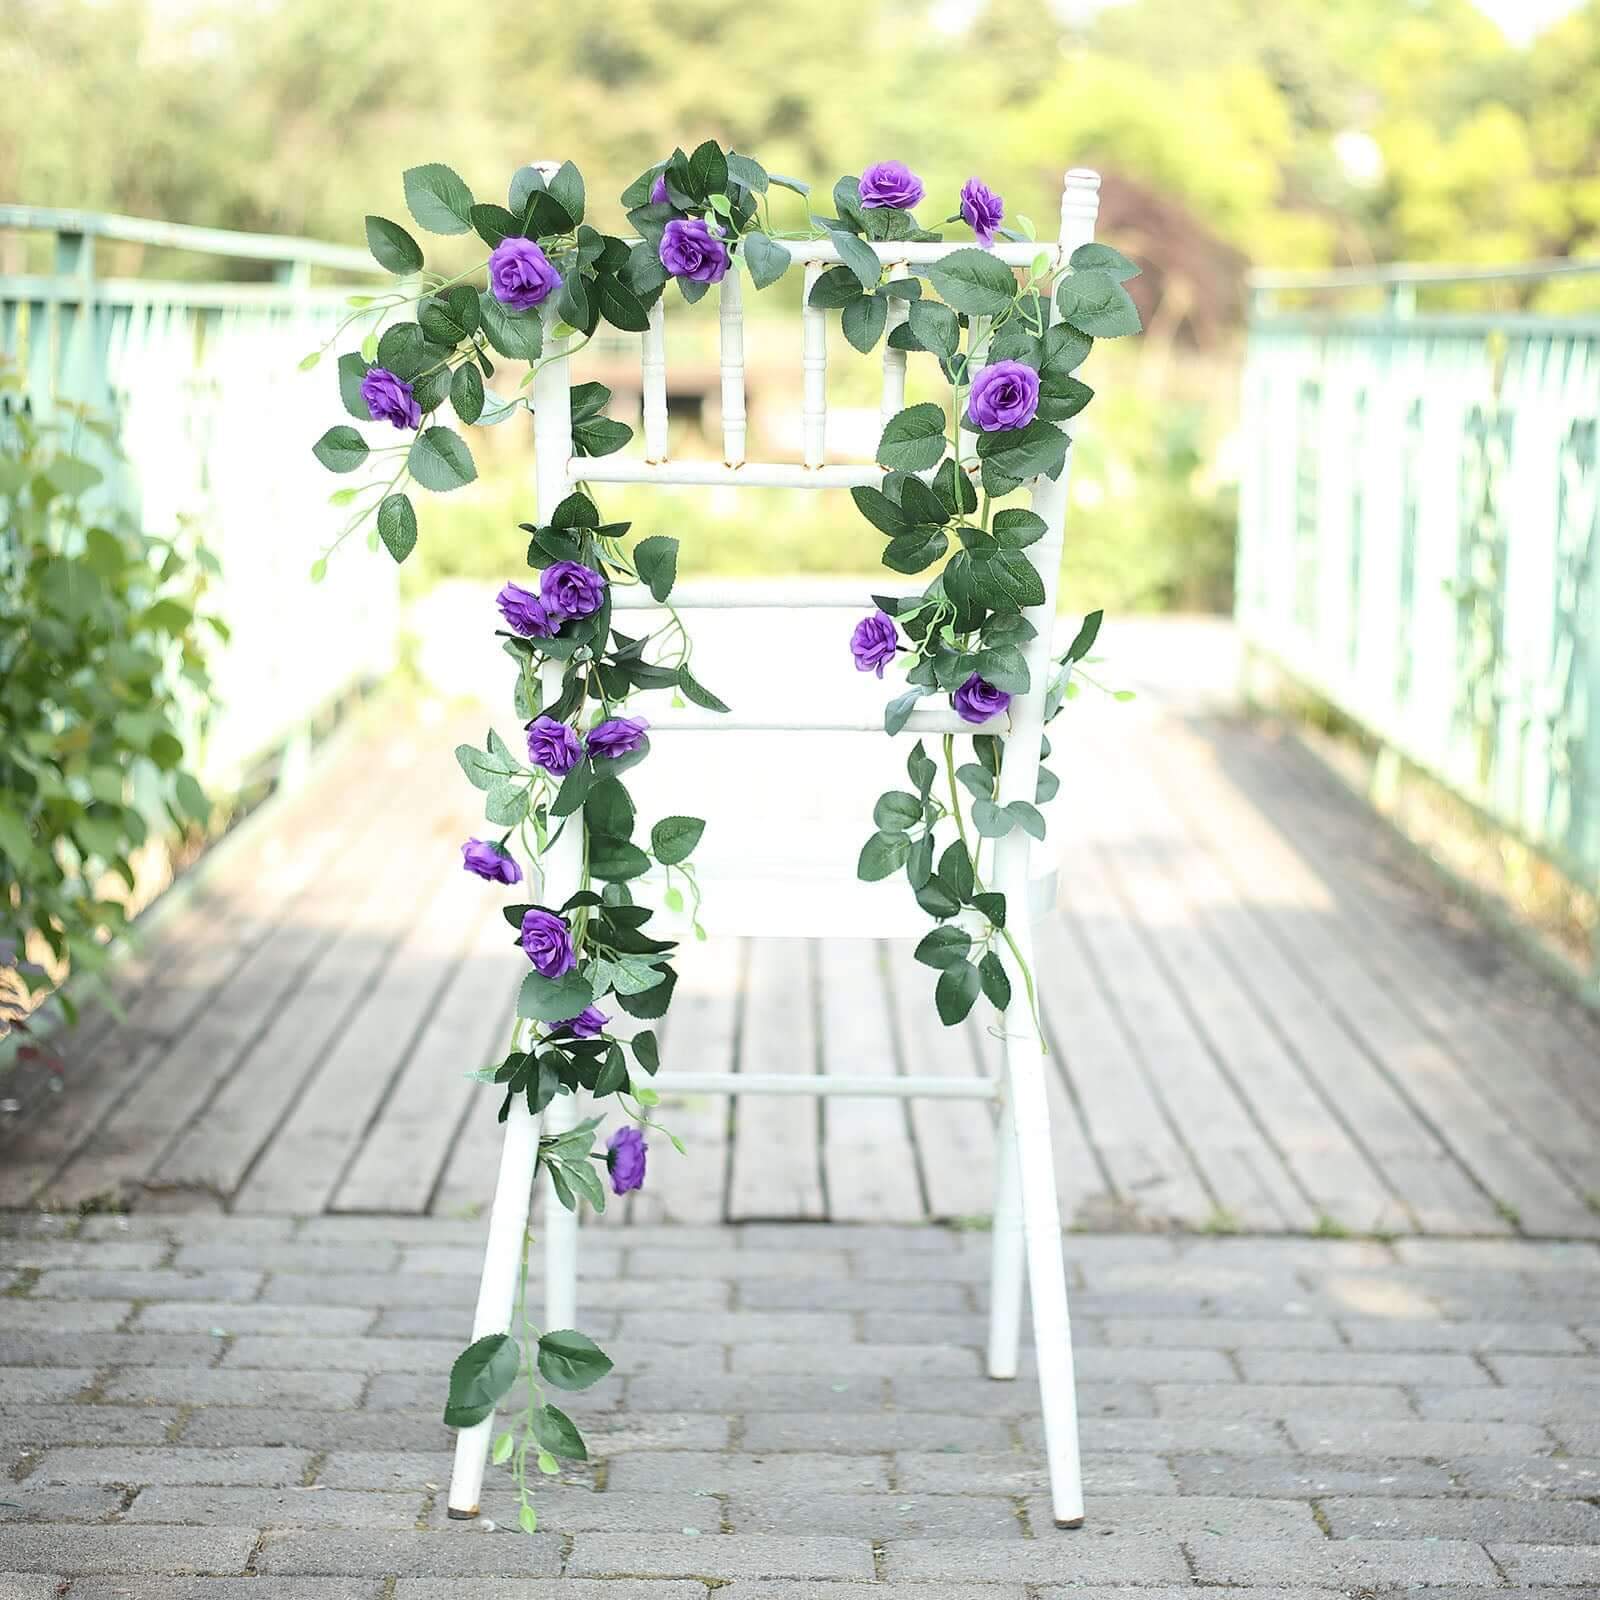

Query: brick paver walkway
(3, 1213), (1599, 1593)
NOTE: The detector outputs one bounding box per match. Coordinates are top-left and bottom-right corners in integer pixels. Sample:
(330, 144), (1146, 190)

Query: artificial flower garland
(307, 142), (1140, 1532)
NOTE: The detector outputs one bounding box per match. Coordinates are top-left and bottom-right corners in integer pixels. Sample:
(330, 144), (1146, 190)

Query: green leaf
(872, 791), (922, 831)
(741, 231), (791, 290)
(631, 1030), (661, 1073)
(633, 535), (678, 602)
(1056, 268), (1142, 338)
(1006, 800), (1047, 840)
(589, 839), (653, 882)
(517, 969), (595, 1023)
(841, 293), (888, 353)
(375, 321), (430, 380)
(338, 352), (373, 420)
(973, 890), (1006, 929)
(491, 1431), (515, 1465)
(972, 798), (1015, 838)
(939, 840), (975, 903)
(677, 665), (730, 713)
(979, 951), (1012, 1010)
(478, 294), (544, 362)
(470, 202), (521, 247)
(537, 1328), (614, 1390)
(448, 363), (484, 426)
(850, 485), (910, 537)
(443, 1332), (520, 1428)
(884, 688), (923, 736)
(834, 230), (882, 292)
(975, 644), (1029, 695)
(974, 418), (1068, 492)
(915, 925), (971, 970)
(857, 829), (911, 881)
(687, 140), (729, 200)
(992, 509), (1046, 550)
(530, 1401), (587, 1460)
(651, 815), (705, 866)
(907, 740), (937, 798)
(1070, 241), (1140, 280)
(726, 151), (769, 192)
(546, 160), (585, 227)
(808, 265), (865, 309)
(881, 529), (948, 574)
(770, 172), (811, 197)
(1064, 608), (1103, 663)
(403, 163), (475, 235)
(915, 877), (961, 920)
(907, 299), (960, 361)
(408, 426), (477, 491)
(573, 417), (633, 459)
(877, 403), (948, 473)
(935, 960), (982, 1025)
(365, 214), (422, 275)
(584, 776), (635, 839)
(926, 247), (1018, 317)
(312, 426), (368, 474)
(377, 494), (418, 563)
(454, 743), (501, 790)
(419, 285), (479, 345)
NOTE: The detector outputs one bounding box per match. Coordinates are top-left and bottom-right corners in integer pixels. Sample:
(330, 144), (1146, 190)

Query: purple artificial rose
(967, 360), (1040, 433)
(360, 367), (420, 430)
(526, 715), (584, 775)
(520, 908), (577, 978)
(488, 237), (561, 310)
(586, 717), (649, 761)
(540, 560), (607, 621)
(497, 582), (557, 639)
(659, 217), (730, 284)
(953, 673), (1011, 725)
(606, 1125), (648, 1195)
(960, 177), (1005, 247)
(850, 611), (899, 678)
(649, 172), (670, 205)
(552, 1005), (609, 1040)
(460, 838), (522, 885)
(859, 161), (925, 210)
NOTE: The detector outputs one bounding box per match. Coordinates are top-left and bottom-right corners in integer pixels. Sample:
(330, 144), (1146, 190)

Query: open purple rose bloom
(859, 160), (924, 210)
(488, 237), (561, 310)
(526, 715), (583, 775)
(496, 582), (557, 639)
(520, 908), (577, 978)
(967, 360), (1041, 432)
(359, 367), (420, 430)
(552, 1005), (609, 1040)
(539, 560), (607, 621)
(850, 611), (899, 677)
(658, 217), (730, 284)
(606, 1125), (648, 1195)
(587, 717), (649, 760)
(960, 177), (1005, 247)
(953, 672), (1011, 725)
(460, 838), (522, 885)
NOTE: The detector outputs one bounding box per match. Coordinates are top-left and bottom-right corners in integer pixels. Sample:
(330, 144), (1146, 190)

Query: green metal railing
(1238, 259), (1600, 963)
(0, 206), (399, 792)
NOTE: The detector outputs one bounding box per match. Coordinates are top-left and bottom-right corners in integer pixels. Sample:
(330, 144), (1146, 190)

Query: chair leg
(987, 1093), (1026, 1380)
(1007, 1033), (1085, 1529)
(446, 1097), (539, 1519)
(542, 1091), (579, 1332)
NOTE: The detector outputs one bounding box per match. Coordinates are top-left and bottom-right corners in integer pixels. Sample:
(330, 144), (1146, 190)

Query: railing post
(52, 225), (99, 414)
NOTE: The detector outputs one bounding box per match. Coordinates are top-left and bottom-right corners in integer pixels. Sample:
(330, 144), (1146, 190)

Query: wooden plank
(331, 896), (519, 1214)
(883, 939), (992, 1222)
(728, 936), (823, 1220)
(1079, 722), (1402, 1234)
(1152, 717), (1590, 1236)
(818, 938), (925, 1223)
(230, 836), (492, 1214)
(1055, 804), (1317, 1233)
(627, 935), (741, 1226)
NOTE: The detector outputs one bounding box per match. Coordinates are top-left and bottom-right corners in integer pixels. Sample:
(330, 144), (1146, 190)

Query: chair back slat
(718, 272), (747, 465)
(641, 296), (669, 461)
(800, 261), (829, 467)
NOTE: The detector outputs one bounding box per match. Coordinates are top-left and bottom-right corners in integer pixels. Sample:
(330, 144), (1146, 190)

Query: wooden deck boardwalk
(4, 617), (1598, 1237)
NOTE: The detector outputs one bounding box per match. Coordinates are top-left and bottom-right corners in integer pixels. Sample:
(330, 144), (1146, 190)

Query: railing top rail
(1249, 256), (1600, 294)
(0, 204), (377, 276)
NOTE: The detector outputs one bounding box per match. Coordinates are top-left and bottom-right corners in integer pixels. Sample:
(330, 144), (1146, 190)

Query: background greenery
(5, 0), (1597, 611)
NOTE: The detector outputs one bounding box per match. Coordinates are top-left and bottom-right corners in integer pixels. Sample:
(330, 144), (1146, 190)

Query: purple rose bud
(960, 177), (1005, 248)
(586, 717), (649, 761)
(359, 367), (421, 430)
(850, 611), (899, 678)
(526, 715), (584, 775)
(520, 908), (577, 977)
(659, 217), (730, 284)
(489, 237), (561, 311)
(460, 838), (522, 885)
(649, 172), (670, 205)
(539, 560), (607, 621)
(552, 1005), (609, 1040)
(966, 360), (1040, 433)
(606, 1125), (648, 1194)
(953, 673), (1011, 725)
(859, 161), (925, 210)
(496, 582), (557, 639)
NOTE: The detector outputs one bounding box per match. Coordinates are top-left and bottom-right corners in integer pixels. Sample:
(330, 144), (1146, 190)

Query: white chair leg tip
(446, 1504), (479, 1521)
(1055, 1515), (1085, 1530)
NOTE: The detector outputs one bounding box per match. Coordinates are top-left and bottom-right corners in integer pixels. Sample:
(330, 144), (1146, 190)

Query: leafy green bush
(0, 365), (220, 1032)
